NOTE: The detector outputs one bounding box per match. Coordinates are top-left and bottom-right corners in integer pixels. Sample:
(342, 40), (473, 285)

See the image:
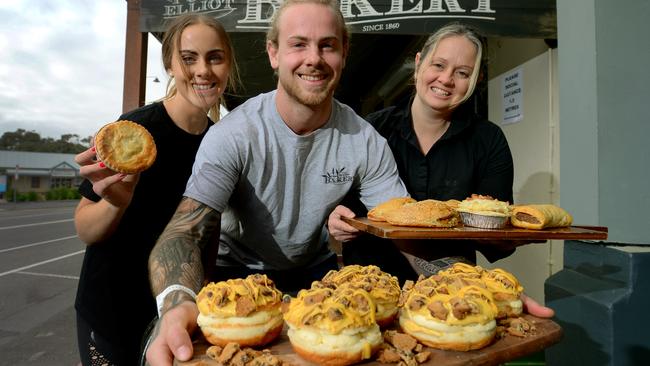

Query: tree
(61, 134), (80, 145)
(0, 129), (88, 153)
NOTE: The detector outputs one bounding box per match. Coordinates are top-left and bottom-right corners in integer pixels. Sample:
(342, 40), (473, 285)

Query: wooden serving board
(343, 217), (608, 241)
(175, 315), (562, 366)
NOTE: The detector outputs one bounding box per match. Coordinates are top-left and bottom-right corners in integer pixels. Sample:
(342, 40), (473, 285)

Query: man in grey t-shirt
(185, 90), (406, 273)
(146, 1), (407, 364)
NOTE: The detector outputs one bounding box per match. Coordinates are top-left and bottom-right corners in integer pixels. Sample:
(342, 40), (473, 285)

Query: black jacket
(366, 98), (514, 203)
(341, 98), (514, 273)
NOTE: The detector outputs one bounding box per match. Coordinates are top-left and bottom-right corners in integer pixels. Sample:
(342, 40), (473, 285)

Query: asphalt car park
(0, 200), (83, 365)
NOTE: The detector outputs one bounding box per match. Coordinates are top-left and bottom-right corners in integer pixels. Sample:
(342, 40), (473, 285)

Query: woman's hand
(75, 146), (139, 208)
(521, 293), (555, 318)
(327, 205), (360, 242)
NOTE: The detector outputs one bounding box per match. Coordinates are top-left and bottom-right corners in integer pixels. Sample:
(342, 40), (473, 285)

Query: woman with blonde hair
(330, 22), (553, 318)
(73, 14), (240, 365)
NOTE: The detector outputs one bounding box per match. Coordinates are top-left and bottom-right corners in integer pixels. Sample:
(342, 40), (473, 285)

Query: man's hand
(521, 293), (555, 318)
(327, 205), (360, 242)
(147, 198), (221, 365)
(146, 301), (199, 366)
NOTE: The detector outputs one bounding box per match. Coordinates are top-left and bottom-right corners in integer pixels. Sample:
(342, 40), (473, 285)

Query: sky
(0, 0), (168, 141)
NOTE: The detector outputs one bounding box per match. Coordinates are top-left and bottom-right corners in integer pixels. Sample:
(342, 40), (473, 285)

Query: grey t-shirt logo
(323, 167), (353, 184)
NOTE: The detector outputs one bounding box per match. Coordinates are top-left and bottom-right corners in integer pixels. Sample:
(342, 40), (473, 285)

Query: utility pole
(13, 164), (19, 203)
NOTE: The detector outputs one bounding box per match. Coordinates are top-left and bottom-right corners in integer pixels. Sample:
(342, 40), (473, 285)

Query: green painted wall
(558, 0), (650, 244)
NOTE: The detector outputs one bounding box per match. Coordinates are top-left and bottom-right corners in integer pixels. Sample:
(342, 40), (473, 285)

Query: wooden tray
(175, 314), (562, 366)
(343, 217), (608, 241)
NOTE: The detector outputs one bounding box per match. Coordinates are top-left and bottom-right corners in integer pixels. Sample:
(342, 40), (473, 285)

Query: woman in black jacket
(328, 22), (553, 318)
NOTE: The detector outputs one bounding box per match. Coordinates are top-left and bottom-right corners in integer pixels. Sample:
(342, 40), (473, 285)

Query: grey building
(0, 150), (81, 198)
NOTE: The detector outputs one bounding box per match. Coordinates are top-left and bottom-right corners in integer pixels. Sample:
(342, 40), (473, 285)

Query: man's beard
(279, 71), (335, 106)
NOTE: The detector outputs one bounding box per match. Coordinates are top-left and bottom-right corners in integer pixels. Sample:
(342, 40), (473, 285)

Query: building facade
(0, 150), (81, 199)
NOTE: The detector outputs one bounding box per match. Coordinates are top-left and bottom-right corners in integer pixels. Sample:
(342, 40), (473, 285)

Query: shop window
(31, 176), (40, 188)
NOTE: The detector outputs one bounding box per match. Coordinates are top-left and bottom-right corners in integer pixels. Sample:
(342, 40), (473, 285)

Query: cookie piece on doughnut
(196, 274), (284, 347)
(321, 265), (401, 328)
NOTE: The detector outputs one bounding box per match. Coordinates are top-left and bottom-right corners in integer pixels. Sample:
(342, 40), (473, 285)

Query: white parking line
(18, 271), (80, 280)
(0, 250), (85, 278)
(0, 235), (79, 254)
(0, 210), (74, 220)
(0, 218), (74, 230)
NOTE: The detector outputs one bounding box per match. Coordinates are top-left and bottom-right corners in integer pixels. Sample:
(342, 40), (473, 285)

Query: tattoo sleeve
(149, 197), (221, 312)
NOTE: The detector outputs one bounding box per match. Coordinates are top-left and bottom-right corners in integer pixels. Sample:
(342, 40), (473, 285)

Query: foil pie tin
(460, 212), (509, 229)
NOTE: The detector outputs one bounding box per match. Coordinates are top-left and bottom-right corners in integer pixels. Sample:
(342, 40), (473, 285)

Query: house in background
(0, 150), (81, 199)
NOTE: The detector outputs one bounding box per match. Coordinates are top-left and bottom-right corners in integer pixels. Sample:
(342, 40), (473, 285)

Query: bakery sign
(140, 0), (556, 38)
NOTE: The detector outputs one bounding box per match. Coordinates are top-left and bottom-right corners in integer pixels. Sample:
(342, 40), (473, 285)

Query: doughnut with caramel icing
(196, 274), (284, 347)
(283, 286), (383, 366)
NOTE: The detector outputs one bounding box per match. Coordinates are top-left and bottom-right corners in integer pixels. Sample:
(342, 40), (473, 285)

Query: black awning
(140, 0), (556, 38)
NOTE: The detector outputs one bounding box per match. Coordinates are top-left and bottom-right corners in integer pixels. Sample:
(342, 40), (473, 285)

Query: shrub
(4, 189), (39, 201)
(26, 191), (39, 201)
(66, 188), (81, 199)
(45, 190), (57, 200)
(46, 187), (80, 200)
(14, 191), (39, 201)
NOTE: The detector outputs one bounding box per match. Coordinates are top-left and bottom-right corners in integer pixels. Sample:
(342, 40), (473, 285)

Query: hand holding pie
(94, 120), (157, 174)
(75, 141), (140, 207)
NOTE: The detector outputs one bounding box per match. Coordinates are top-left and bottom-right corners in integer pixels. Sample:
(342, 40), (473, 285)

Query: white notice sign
(502, 68), (523, 124)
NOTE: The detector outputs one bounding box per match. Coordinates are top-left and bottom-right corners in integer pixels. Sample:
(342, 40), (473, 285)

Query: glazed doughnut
(283, 286), (383, 366)
(196, 274), (284, 347)
(481, 268), (524, 318)
(399, 274), (498, 351)
(437, 262), (483, 279)
(437, 263), (524, 318)
(439, 263), (524, 318)
(321, 265), (401, 327)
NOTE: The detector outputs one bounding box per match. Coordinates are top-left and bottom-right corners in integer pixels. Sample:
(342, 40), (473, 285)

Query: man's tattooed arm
(149, 197), (221, 314)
